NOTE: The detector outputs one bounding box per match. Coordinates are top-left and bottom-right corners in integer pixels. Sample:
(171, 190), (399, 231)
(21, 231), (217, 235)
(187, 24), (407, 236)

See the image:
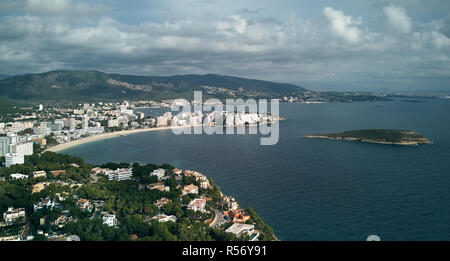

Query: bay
(62, 98), (450, 240)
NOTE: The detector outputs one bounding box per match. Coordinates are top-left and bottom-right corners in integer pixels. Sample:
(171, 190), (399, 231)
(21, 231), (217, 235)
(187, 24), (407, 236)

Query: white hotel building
(105, 168), (133, 181)
(10, 141), (33, 156)
(5, 153), (25, 167)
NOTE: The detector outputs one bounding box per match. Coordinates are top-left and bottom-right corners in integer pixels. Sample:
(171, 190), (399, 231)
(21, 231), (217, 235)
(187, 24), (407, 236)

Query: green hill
(0, 70), (307, 103)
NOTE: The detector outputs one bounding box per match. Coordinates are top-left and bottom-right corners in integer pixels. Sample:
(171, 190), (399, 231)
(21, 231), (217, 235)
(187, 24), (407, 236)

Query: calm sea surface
(62, 98), (450, 240)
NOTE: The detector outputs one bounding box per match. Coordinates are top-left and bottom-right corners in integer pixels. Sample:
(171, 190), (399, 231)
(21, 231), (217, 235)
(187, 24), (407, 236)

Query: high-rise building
(39, 122), (47, 135)
(11, 142), (33, 156)
(7, 133), (18, 145)
(69, 118), (76, 131)
(82, 115), (89, 129)
(5, 153), (25, 167)
(54, 119), (66, 130)
(0, 137), (8, 156)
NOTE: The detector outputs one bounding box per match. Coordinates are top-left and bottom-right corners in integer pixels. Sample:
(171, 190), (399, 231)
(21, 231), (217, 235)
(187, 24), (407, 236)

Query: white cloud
(0, 1), (449, 91)
(216, 15), (248, 36)
(322, 7), (363, 44)
(383, 4), (412, 34)
(431, 31), (450, 49)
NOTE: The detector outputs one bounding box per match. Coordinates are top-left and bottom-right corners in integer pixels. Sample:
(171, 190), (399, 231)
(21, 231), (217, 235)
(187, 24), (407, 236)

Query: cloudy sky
(0, 0), (449, 92)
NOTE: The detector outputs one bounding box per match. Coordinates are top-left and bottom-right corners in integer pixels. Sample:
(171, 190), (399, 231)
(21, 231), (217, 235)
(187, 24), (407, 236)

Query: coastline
(45, 119), (282, 153)
(44, 125), (280, 240)
(45, 126), (192, 152)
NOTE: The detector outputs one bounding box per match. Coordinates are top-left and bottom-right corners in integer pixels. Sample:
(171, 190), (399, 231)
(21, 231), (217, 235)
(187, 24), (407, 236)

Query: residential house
(77, 199), (92, 212)
(51, 170), (66, 177)
(184, 170), (211, 189)
(102, 214), (117, 227)
(150, 168), (166, 181)
(148, 182), (170, 192)
(33, 198), (56, 212)
(187, 198), (207, 212)
(151, 214), (177, 223)
(225, 223), (255, 237)
(223, 209), (251, 223)
(32, 171), (47, 178)
(54, 215), (73, 227)
(223, 196), (239, 210)
(181, 184), (198, 196)
(172, 168), (182, 176)
(3, 207), (26, 224)
(10, 173), (28, 180)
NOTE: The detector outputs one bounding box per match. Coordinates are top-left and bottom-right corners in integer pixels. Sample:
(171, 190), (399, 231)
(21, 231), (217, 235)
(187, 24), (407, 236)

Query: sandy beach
(45, 126), (192, 152)
(45, 119), (281, 153)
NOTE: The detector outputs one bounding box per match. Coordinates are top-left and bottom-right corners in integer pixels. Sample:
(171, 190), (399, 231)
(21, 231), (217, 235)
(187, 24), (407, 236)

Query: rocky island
(306, 129), (431, 146)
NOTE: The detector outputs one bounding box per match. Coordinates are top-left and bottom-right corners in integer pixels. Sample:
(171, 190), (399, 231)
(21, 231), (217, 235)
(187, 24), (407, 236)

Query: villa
(225, 223), (255, 238)
(10, 173), (28, 180)
(33, 198), (57, 212)
(32, 170), (47, 178)
(102, 214), (117, 227)
(51, 170), (66, 177)
(3, 207), (26, 224)
(150, 168), (166, 181)
(77, 199), (92, 212)
(148, 183), (170, 192)
(187, 198), (207, 212)
(151, 214), (177, 223)
(182, 184), (199, 195)
(223, 209), (251, 223)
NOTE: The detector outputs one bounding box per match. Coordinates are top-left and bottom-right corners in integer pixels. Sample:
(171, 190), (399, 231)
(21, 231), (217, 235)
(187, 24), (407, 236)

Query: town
(1, 99), (279, 157)
(0, 100), (276, 241)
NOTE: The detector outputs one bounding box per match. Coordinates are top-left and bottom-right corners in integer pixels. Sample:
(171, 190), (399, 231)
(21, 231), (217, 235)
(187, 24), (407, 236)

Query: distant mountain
(0, 70), (307, 103)
(0, 74), (12, 80)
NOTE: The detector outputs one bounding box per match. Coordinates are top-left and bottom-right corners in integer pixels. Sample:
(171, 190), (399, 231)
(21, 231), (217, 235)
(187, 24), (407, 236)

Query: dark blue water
(62, 98), (450, 241)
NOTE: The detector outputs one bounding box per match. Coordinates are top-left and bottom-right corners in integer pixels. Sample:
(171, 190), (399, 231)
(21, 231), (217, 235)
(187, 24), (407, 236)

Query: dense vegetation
(0, 70), (306, 103)
(0, 151), (275, 241)
(0, 96), (34, 122)
(310, 129), (431, 144)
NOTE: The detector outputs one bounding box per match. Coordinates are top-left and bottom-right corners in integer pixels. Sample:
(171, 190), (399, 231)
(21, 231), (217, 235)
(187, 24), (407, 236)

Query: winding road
(209, 208), (225, 228)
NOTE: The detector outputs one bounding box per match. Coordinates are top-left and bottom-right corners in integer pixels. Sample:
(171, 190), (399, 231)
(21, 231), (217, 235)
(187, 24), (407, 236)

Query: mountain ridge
(0, 70), (307, 103)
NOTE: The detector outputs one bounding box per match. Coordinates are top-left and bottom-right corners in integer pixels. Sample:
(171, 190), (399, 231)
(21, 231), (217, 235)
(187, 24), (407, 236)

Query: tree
(33, 234), (47, 241)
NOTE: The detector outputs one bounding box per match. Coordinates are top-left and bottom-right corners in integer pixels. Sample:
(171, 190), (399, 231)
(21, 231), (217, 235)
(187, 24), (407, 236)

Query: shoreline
(45, 120), (282, 153)
(45, 126), (192, 152)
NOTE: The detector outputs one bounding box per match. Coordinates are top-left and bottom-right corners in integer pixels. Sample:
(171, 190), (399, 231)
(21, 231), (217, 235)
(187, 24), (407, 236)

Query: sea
(61, 97), (450, 241)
